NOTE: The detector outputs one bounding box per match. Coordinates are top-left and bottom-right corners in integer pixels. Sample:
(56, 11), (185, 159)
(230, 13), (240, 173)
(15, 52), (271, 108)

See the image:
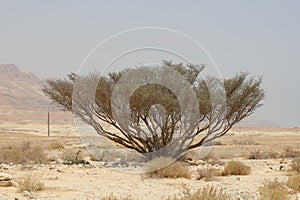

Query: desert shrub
(289, 157), (300, 173)
(63, 150), (89, 165)
(286, 174), (300, 192)
(247, 149), (278, 160)
(221, 161), (250, 176)
(167, 185), (228, 200)
(0, 142), (46, 164)
(18, 174), (45, 192)
(145, 157), (191, 179)
(282, 146), (299, 158)
(196, 167), (220, 181)
(232, 137), (259, 145)
(49, 141), (65, 150)
(258, 179), (289, 200)
(100, 193), (133, 200)
(268, 151), (280, 159)
(247, 149), (264, 159)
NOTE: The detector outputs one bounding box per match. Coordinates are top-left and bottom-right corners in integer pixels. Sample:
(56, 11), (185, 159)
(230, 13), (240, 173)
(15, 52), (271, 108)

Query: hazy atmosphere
(1, 1), (299, 127)
(1, 1), (300, 199)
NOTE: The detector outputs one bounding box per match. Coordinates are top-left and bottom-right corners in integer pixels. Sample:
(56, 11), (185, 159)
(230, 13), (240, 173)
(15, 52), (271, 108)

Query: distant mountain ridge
(0, 64), (49, 109)
(0, 64), (280, 127)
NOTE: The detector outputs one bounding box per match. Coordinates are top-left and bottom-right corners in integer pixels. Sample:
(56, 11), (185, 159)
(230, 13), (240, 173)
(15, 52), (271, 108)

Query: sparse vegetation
(49, 141), (65, 150)
(221, 161), (250, 176)
(63, 150), (89, 165)
(232, 137), (259, 145)
(166, 185), (228, 200)
(282, 146), (299, 158)
(258, 179), (290, 200)
(196, 167), (219, 181)
(0, 142), (46, 164)
(247, 149), (278, 159)
(145, 157), (191, 179)
(18, 174), (45, 192)
(100, 193), (133, 200)
(286, 174), (300, 192)
(289, 157), (300, 173)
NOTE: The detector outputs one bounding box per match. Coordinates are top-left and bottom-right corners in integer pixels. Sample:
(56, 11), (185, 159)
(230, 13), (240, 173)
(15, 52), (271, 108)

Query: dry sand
(0, 109), (299, 199)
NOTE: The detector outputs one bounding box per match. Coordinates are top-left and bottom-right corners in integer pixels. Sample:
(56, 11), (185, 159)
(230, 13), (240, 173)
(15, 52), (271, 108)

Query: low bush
(221, 161), (250, 176)
(247, 149), (278, 160)
(289, 157), (300, 173)
(232, 137), (259, 145)
(286, 174), (300, 192)
(167, 185), (228, 200)
(0, 142), (46, 164)
(282, 146), (299, 158)
(196, 167), (219, 181)
(49, 141), (65, 150)
(258, 179), (289, 200)
(18, 174), (45, 192)
(145, 157), (191, 179)
(63, 150), (89, 165)
(100, 193), (133, 200)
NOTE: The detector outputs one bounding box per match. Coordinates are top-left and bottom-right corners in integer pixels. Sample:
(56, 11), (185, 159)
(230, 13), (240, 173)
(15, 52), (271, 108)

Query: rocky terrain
(0, 64), (49, 110)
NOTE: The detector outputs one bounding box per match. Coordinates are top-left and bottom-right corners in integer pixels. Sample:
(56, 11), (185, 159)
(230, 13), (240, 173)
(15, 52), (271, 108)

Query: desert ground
(0, 108), (300, 200)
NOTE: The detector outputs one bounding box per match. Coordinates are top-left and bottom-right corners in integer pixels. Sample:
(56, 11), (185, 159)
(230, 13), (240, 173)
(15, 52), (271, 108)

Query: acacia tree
(43, 61), (265, 159)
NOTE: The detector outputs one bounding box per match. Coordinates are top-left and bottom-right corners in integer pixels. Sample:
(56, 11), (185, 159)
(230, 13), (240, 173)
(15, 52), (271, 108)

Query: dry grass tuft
(232, 137), (259, 145)
(18, 174), (45, 192)
(48, 141), (65, 150)
(196, 167), (220, 181)
(247, 149), (278, 159)
(100, 193), (133, 200)
(0, 142), (46, 164)
(258, 179), (290, 200)
(286, 174), (300, 192)
(167, 185), (228, 200)
(145, 157), (191, 179)
(289, 157), (300, 173)
(221, 161), (250, 176)
(282, 146), (299, 158)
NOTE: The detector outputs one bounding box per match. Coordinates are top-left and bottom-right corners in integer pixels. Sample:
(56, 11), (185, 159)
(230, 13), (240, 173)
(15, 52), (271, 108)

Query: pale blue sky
(0, 1), (299, 127)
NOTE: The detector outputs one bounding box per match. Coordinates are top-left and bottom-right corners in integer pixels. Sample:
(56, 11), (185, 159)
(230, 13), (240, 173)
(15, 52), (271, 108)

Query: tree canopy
(43, 61), (265, 159)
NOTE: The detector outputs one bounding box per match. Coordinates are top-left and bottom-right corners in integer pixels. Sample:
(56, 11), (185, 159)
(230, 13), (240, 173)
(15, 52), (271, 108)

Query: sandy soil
(0, 110), (299, 199)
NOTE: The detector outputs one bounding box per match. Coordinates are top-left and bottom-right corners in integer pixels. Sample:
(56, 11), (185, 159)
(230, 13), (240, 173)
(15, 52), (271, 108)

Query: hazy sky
(0, 1), (299, 127)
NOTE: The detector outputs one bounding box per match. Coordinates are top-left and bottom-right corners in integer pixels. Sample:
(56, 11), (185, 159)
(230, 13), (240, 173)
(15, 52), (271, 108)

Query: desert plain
(0, 106), (299, 200)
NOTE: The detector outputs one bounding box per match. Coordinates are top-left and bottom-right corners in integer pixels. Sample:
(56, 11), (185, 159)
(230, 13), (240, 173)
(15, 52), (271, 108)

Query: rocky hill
(0, 64), (49, 109)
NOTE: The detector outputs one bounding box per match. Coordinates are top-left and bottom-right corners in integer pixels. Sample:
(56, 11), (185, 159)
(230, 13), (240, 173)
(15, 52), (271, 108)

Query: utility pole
(48, 109), (50, 137)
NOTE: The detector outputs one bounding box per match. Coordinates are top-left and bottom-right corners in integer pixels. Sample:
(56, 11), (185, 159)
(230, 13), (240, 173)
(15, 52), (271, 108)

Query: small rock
(23, 191), (31, 197)
(0, 173), (12, 181)
(0, 164), (9, 170)
(0, 180), (12, 187)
